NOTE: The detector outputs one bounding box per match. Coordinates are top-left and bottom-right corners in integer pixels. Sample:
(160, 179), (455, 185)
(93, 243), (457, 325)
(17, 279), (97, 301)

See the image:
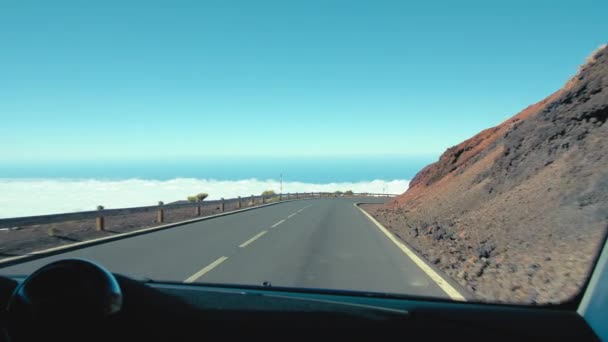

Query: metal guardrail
(0, 192), (398, 229)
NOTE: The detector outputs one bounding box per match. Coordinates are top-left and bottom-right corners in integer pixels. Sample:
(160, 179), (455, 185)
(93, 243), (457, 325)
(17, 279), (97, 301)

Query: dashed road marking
(271, 219), (285, 228)
(239, 231), (267, 248)
(184, 256), (228, 283)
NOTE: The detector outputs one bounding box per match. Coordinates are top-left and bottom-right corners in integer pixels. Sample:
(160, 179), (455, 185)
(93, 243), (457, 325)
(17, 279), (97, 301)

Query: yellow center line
(184, 256), (228, 283)
(239, 230), (267, 248)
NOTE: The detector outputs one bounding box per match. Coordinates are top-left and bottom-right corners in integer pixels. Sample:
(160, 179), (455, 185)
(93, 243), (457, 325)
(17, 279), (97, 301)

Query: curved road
(0, 198), (449, 298)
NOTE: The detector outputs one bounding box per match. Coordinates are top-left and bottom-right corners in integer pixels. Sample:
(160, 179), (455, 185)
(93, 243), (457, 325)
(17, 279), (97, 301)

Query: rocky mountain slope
(368, 44), (608, 304)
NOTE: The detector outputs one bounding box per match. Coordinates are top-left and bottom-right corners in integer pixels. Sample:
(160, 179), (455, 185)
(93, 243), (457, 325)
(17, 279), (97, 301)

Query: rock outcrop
(369, 44), (608, 304)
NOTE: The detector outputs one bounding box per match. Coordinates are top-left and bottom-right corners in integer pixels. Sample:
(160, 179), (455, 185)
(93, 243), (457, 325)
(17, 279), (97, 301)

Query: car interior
(0, 232), (606, 341)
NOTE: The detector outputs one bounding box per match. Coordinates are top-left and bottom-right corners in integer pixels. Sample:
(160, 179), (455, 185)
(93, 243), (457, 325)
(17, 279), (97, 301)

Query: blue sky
(0, 0), (606, 162)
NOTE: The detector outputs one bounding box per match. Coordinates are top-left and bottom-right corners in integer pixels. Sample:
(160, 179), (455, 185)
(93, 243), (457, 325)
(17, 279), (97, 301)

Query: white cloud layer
(0, 178), (409, 218)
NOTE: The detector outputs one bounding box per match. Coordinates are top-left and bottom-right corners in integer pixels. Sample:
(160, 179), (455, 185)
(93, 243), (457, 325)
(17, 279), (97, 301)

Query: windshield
(1, 1), (607, 306)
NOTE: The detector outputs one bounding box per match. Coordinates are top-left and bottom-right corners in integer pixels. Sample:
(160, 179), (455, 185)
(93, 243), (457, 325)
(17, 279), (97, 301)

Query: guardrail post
(96, 205), (105, 231)
(157, 201), (164, 223)
(296, 192), (299, 199)
(220, 198), (225, 212)
(279, 193), (282, 201)
(237, 196), (242, 209)
(196, 202), (201, 216)
(250, 195), (254, 206)
(262, 195), (265, 204)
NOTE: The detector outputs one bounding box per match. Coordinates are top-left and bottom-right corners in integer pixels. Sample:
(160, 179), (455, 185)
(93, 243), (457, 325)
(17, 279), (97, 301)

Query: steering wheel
(5, 259), (123, 341)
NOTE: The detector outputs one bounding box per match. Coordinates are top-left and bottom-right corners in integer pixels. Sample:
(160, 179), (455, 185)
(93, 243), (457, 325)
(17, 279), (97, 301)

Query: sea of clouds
(0, 178), (409, 218)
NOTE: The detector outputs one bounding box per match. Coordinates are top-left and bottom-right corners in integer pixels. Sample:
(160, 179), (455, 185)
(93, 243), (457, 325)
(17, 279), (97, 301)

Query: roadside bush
(196, 193), (209, 201)
(261, 190), (276, 196)
(344, 190), (354, 196)
(187, 196), (198, 203)
(47, 226), (60, 237)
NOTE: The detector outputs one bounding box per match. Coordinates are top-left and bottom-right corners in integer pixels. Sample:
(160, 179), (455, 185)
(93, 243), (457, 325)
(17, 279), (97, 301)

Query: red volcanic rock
(369, 44), (608, 304)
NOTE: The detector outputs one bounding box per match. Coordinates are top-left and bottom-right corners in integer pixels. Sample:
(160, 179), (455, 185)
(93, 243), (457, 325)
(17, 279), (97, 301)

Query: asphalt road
(0, 198), (449, 298)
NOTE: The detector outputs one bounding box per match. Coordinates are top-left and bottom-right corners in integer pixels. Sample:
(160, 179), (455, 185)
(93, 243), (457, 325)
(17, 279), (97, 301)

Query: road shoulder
(355, 202), (472, 301)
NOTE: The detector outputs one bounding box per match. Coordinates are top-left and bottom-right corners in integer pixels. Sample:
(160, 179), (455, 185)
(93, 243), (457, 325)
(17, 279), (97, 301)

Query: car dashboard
(0, 259), (600, 341)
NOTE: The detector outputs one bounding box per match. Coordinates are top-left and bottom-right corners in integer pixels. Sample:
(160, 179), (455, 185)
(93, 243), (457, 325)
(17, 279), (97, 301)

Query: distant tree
(196, 193), (209, 201)
(187, 196), (198, 203)
(344, 190), (354, 196)
(261, 190), (276, 196)
(334, 191), (343, 196)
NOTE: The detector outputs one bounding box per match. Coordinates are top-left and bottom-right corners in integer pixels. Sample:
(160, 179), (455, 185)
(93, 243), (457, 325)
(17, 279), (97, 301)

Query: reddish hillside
(368, 44), (608, 304)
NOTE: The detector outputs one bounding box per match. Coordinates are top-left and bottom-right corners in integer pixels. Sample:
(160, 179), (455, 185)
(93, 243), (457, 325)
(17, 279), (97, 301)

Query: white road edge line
(239, 230), (267, 248)
(184, 256), (228, 283)
(355, 204), (466, 301)
(271, 219), (285, 228)
(288, 213), (297, 218)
